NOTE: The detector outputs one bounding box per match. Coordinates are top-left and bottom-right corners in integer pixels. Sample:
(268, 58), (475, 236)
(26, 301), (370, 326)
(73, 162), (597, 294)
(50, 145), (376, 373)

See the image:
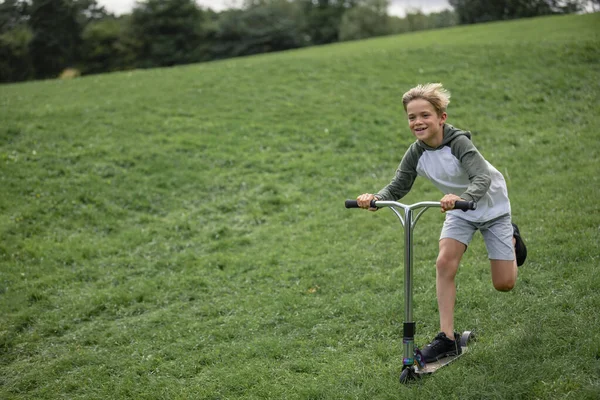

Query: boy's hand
(357, 193), (378, 211)
(440, 194), (463, 213)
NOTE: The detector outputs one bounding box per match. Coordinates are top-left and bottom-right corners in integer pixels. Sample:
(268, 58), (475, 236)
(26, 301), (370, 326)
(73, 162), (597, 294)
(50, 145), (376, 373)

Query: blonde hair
(402, 83), (451, 116)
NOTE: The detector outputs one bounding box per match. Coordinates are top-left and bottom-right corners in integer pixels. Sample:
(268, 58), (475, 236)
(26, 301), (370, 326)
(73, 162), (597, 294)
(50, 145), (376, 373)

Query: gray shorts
(440, 213), (515, 261)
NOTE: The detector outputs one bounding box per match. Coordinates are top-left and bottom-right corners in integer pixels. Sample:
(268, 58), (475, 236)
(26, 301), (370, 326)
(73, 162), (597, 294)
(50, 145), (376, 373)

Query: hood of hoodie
(416, 124), (471, 151)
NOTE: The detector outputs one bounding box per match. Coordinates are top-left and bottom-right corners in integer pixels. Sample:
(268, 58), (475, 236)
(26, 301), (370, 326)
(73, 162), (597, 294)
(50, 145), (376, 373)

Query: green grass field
(1, 12), (599, 399)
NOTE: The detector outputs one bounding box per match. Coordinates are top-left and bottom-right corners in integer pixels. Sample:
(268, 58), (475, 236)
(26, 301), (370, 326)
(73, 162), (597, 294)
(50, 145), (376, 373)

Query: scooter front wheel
(399, 366), (420, 384)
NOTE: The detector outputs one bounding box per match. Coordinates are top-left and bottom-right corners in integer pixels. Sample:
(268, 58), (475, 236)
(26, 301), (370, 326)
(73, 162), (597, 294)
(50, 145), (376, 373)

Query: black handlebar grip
(345, 200), (359, 208)
(345, 199), (377, 209)
(454, 201), (477, 211)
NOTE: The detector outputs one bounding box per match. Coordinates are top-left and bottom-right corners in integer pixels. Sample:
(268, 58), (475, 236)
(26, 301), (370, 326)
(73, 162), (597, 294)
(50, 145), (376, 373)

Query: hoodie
(376, 124), (511, 222)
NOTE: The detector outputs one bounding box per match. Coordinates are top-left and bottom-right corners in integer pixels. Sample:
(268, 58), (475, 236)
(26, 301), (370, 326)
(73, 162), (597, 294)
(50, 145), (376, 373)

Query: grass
(1, 12), (599, 399)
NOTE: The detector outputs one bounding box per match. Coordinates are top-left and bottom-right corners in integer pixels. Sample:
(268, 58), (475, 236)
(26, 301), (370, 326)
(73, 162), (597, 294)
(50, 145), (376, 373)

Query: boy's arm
(451, 136), (491, 202)
(376, 144), (420, 201)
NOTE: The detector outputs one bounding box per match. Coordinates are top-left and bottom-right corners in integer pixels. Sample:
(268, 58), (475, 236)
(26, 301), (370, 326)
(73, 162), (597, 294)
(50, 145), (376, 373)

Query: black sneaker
(420, 332), (461, 363)
(512, 223), (527, 267)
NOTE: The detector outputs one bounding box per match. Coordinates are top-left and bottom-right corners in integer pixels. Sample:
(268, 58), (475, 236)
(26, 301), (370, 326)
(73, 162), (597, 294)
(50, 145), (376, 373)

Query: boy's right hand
(440, 193), (463, 213)
(357, 193), (378, 211)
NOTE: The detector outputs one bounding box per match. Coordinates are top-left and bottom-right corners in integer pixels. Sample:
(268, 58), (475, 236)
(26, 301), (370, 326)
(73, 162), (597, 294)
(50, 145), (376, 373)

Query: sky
(96, 0), (452, 17)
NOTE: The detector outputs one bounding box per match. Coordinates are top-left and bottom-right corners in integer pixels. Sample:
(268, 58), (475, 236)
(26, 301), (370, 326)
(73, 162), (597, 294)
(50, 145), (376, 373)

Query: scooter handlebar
(344, 199), (476, 211)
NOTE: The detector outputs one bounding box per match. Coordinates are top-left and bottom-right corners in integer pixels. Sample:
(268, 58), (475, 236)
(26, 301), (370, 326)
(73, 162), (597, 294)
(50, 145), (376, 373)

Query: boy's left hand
(440, 194), (463, 213)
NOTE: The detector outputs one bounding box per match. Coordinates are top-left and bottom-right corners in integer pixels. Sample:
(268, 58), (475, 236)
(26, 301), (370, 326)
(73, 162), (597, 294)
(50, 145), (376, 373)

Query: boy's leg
(490, 259), (517, 291)
(481, 215), (518, 291)
(420, 238), (466, 363)
(436, 238), (466, 338)
(420, 214), (475, 363)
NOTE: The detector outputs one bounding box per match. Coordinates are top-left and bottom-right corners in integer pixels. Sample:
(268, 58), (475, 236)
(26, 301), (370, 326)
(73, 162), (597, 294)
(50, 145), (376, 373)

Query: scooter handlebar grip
(454, 201), (477, 211)
(345, 199), (377, 209)
(345, 200), (359, 208)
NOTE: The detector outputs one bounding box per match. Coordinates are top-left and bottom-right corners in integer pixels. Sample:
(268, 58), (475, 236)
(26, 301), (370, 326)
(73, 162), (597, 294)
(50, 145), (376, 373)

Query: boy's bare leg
(490, 240), (518, 291)
(490, 260), (517, 291)
(436, 238), (466, 339)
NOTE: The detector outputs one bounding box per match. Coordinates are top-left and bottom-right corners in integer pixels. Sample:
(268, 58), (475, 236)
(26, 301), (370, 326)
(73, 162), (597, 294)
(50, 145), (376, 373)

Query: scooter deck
(414, 346), (468, 375)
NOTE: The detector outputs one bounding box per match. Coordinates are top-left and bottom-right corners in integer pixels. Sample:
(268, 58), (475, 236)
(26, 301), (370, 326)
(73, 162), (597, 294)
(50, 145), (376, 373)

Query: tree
(212, 0), (306, 58)
(339, 0), (390, 41)
(300, 0), (357, 45)
(0, 0), (29, 34)
(130, 0), (206, 68)
(404, 8), (430, 31)
(80, 16), (139, 74)
(0, 25), (34, 82)
(556, 0), (589, 12)
(448, 0), (587, 24)
(243, 0), (306, 52)
(428, 9), (459, 29)
(28, 0), (82, 78)
(387, 15), (410, 34)
(72, 0), (111, 25)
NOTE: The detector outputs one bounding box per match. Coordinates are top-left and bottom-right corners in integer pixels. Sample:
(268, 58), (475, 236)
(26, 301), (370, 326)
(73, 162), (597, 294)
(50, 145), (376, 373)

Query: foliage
(71, 0), (111, 25)
(339, 0), (390, 41)
(300, 0), (355, 45)
(0, 25), (33, 82)
(212, 0), (307, 59)
(427, 9), (459, 28)
(80, 17), (139, 74)
(0, 0), (595, 82)
(405, 8), (432, 31)
(0, 0), (29, 34)
(0, 13), (599, 398)
(28, 0), (82, 78)
(448, 0), (587, 24)
(129, 0), (206, 68)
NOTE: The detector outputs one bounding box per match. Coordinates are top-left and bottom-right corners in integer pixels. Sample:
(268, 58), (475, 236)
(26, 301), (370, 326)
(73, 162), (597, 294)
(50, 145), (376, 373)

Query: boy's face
(406, 99), (447, 146)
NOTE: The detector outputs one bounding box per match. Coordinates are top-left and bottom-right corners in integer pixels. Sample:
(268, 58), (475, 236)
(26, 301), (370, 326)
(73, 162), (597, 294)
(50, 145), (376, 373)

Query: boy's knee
(436, 256), (459, 277)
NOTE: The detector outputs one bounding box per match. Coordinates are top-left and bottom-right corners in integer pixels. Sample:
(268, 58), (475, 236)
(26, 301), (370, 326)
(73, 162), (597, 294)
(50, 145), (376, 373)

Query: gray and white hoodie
(376, 124), (510, 222)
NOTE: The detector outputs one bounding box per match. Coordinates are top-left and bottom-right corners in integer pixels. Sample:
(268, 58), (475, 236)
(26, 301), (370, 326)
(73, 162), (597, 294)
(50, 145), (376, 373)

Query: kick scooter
(345, 198), (477, 383)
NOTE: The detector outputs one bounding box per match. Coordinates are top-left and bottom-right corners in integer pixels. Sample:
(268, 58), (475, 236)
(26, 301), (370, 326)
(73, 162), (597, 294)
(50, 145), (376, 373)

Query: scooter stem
(403, 207), (415, 367)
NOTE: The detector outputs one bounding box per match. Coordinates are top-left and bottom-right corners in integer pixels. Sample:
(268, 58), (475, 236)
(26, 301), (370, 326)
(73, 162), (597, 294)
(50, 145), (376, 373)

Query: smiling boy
(356, 83), (527, 363)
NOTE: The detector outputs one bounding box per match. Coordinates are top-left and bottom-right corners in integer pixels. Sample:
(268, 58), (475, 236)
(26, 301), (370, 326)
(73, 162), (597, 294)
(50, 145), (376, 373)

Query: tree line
(0, 0), (595, 83)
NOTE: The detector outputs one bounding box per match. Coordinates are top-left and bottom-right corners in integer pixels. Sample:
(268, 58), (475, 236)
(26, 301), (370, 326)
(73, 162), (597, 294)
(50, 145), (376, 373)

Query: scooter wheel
(460, 331), (476, 347)
(399, 367), (420, 384)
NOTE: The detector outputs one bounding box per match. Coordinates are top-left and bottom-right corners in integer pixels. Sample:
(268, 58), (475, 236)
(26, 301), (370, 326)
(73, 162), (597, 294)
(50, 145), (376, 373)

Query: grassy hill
(1, 12), (599, 399)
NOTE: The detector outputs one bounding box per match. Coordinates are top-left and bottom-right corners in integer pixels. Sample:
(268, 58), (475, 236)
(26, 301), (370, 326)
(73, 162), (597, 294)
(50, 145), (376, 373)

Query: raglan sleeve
(375, 144), (419, 201)
(451, 136), (491, 202)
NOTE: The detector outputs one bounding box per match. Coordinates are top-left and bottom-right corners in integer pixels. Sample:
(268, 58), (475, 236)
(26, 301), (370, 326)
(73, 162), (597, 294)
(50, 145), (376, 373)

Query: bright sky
(97, 0), (452, 17)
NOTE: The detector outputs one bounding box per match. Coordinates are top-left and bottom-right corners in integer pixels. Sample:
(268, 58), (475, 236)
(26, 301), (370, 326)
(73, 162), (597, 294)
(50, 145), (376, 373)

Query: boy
(356, 83), (527, 363)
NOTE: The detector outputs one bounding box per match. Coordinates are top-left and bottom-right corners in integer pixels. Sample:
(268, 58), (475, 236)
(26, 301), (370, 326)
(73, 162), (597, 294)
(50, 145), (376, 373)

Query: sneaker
(420, 332), (461, 363)
(512, 223), (527, 267)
